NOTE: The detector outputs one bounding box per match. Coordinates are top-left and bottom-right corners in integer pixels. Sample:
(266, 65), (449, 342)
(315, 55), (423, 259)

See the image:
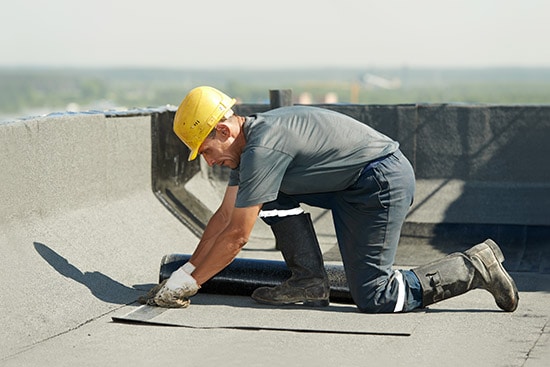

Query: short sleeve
(235, 146), (293, 207)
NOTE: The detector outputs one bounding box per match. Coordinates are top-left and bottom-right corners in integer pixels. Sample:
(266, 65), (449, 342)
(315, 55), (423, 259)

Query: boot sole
(304, 299), (330, 307)
(252, 296), (329, 307)
(482, 239), (519, 312)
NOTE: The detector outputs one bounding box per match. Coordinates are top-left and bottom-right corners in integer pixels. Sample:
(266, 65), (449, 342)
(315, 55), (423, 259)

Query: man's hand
(138, 264), (199, 308)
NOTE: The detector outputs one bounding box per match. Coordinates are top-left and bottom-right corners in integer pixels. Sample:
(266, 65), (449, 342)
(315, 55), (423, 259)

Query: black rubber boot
(412, 239), (519, 312)
(251, 213), (330, 307)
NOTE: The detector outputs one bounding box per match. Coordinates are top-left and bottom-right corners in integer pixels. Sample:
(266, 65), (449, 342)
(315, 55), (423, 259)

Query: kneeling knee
(355, 292), (398, 314)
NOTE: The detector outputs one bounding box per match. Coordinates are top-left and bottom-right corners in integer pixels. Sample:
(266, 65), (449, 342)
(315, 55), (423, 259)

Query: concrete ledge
(1, 113), (153, 223)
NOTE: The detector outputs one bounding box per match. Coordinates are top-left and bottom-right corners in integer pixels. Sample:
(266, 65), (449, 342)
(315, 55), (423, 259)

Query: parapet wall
(1, 113), (150, 223)
(236, 103), (550, 182)
(1, 102), (549, 276)
(5, 104), (547, 226)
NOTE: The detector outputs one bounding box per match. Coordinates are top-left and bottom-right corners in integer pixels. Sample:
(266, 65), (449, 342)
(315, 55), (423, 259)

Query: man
(141, 86), (519, 313)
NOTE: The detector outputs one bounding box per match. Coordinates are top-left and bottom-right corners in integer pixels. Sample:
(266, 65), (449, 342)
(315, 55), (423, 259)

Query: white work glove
(139, 262), (199, 308)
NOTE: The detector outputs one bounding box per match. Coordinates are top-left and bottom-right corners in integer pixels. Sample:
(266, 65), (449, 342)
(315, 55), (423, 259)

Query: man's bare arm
(188, 185), (238, 266)
(191, 203), (262, 285)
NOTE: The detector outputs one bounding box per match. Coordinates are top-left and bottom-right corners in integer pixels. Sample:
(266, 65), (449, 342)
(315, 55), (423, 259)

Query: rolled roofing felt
(159, 254), (353, 304)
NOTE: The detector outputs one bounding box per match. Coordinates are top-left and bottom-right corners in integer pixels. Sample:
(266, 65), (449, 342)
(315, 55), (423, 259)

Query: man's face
(198, 126), (240, 169)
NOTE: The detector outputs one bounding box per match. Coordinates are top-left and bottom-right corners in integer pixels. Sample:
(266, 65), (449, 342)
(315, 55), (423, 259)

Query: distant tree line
(2, 68), (550, 119)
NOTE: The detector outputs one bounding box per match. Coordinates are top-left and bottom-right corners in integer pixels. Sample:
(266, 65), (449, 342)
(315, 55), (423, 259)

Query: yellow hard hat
(173, 86), (236, 161)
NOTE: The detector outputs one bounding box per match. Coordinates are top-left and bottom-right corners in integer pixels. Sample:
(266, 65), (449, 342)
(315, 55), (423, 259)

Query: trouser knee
(354, 290), (392, 313)
(351, 270), (423, 313)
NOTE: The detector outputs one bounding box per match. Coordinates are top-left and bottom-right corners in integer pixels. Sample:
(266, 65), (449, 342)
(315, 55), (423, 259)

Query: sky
(1, 0), (549, 69)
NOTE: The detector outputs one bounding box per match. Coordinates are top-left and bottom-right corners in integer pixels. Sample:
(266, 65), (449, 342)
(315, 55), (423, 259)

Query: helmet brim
(188, 148), (199, 161)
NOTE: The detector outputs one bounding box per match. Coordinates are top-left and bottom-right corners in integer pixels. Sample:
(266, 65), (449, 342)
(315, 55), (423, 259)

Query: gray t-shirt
(229, 105), (399, 207)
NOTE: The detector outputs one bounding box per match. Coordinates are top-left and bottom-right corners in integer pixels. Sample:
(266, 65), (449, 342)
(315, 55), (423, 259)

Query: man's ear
(216, 123), (231, 138)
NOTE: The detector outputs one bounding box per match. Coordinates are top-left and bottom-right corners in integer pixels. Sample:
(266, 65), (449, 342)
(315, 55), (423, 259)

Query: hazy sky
(1, 0), (549, 69)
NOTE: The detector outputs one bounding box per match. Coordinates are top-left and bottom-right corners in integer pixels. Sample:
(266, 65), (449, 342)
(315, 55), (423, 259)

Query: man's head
(173, 86), (236, 161)
(196, 115), (244, 169)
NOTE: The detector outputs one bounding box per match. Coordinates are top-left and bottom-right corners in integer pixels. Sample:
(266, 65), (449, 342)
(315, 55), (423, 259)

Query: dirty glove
(139, 262), (199, 308)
